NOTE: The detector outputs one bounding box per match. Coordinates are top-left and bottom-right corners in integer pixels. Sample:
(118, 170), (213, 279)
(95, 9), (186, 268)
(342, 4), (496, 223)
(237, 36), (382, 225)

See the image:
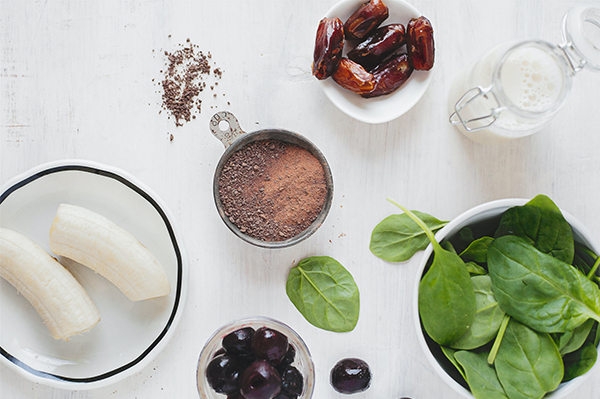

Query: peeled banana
(0, 228), (100, 340)
(49, 204), (171, 301)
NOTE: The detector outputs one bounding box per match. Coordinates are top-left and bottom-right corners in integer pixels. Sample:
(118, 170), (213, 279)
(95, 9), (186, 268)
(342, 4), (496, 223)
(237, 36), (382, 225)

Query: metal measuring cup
(210, 111), (334, 249)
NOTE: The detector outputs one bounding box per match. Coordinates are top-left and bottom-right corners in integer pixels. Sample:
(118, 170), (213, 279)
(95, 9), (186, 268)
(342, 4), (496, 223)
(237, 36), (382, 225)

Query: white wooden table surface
(2, 0), (600, 398)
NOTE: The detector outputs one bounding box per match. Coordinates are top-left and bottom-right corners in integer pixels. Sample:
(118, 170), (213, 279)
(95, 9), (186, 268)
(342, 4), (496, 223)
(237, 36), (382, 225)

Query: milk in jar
(448, 3), (600, 145)
(448, 41), (571, 145)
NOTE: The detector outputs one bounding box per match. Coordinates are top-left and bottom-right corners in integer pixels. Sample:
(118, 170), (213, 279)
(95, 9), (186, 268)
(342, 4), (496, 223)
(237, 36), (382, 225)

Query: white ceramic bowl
(0, 160), (188, 390)
(318, 0), (434, 124)
(197, 316), (315, 399)
(413, 198), (600, 399)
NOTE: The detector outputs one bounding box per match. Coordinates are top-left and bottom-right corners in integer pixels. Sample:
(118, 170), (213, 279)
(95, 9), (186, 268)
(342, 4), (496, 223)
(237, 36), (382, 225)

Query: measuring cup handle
(210, 111), (246, 149)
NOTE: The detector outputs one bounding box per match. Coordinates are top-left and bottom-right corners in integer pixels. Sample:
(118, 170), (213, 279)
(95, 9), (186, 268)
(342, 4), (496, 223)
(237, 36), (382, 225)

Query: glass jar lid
(562, 2), (600, 71)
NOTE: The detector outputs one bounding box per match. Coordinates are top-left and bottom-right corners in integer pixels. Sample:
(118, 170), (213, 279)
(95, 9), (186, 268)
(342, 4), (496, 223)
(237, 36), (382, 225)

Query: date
(407, 16), (435, 71)
(347, 24), (406, 71)
(312, 17), (345, 80)
(343, 0), (389, 40)
(361, 53), (413, 98)
(332, 58), (375, 95)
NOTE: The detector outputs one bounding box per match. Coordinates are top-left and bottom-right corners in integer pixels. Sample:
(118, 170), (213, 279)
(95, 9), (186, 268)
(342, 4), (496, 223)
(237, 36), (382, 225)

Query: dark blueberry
(251, 327), (289, 365)
(223, 327), (255, 356)
(330, 358), (371, 394)
(206, 354), (243, 395)
(277, 344), (296, 371)
(226, 391), (244, 399)
(234, 353), (256, 370)
(273, 393), (296, 399)
(240, 360), (282, 399)
(213, 347), (226, 358)
(280, 366), (303, 396)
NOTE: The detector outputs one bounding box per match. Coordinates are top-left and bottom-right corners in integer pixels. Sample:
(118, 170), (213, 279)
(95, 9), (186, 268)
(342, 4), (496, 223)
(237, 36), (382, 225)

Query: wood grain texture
(2, 0), (600, 398)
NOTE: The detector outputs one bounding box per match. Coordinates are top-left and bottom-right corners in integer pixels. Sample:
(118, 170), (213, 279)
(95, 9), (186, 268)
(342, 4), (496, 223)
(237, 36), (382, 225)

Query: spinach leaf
(369, 212), (447, 262)
(418, 247), (476, 346)
(488, 236), (600, 333)
(451, 276), (505, 350)
(387, 199), (476, 346)
(453, 227), (475, 254)
(558, 319), (595, 355)
(440, 346), (467, 380)
(588, 256), (600, 282)
(575, 243), (598, 266)
(562, 341), (597, 382)
(286, 256), (359, 332)
(495, 320), (563, 399)
(494, 194), (574, 264)
(487, 314), (511, 365)
(454, 351), (508, 399)
(441, 241), (457, 254)
(459, 237), (494, 264)
(465, 261), (487, 276)
(573, 243), (598, 277)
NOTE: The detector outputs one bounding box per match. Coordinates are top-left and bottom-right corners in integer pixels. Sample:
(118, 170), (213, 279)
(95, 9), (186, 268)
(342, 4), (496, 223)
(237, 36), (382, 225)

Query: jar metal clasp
(449, 85), (507, 132)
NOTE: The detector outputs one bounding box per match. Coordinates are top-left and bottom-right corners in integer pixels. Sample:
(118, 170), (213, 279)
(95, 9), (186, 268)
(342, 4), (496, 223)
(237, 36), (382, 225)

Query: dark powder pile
(218, 140), (328, 242)
(158, 40), (223, 127)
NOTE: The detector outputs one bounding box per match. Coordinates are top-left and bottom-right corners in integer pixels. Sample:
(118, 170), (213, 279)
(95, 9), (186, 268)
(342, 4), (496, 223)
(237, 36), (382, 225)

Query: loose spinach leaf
(286, 256), (359, 332)
(488, 236), (600, 333)
(494, 194), (574, 264)
(459, 237), (494, 264)
(495, 320), (563, 399)
(558, 319), (595, 355)
(369, 212), (447, 262)
(562, 341), (598, 382)
(387, 199), (476, 346)
(454, 351), (509, 399)
(465, 261), (487, 276)
(451, 276), (505, 350)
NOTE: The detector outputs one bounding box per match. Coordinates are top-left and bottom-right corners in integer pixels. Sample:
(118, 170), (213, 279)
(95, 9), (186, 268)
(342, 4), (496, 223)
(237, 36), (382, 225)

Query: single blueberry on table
(330, 358), (371, 394)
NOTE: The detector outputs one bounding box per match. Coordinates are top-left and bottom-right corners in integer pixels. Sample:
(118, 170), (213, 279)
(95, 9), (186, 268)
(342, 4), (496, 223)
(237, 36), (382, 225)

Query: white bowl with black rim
(0, 160), (188, 390)
(414, 198), (600, 399)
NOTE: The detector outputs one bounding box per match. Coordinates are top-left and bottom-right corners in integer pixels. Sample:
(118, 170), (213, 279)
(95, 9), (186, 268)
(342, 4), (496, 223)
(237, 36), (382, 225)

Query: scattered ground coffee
(218, 140), (327, 242)
(158, 39), (224, 127)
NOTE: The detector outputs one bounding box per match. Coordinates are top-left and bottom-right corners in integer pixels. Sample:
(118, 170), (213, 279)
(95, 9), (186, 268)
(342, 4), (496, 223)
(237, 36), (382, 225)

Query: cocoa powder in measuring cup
(218, 140), (327, 242)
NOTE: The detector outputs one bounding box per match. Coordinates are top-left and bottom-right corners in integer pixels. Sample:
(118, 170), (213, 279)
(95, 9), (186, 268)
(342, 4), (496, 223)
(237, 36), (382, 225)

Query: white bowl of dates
(314, 0), (434, 124)
(210, 112), (333, 249)
(412, 197), (600, 399)
(196, 316), (315, 399)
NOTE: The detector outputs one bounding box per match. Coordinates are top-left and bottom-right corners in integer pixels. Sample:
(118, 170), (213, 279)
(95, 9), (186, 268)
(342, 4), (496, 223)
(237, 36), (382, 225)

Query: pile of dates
(206, 326), (304, 399)
(312, 0), (434, 98)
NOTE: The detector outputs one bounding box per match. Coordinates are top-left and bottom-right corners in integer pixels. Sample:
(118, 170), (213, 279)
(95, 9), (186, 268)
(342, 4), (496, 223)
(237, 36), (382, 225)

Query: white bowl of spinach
(386, 196), (600, 399)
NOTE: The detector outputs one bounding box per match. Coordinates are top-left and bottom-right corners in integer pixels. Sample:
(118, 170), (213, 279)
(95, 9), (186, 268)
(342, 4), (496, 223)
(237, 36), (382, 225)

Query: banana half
(0, 228), (101, 340)
(49, 204), (171, 301)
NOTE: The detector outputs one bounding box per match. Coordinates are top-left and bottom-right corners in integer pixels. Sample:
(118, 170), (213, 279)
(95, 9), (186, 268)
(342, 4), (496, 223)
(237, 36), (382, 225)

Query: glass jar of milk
(448, 2), (600, 144)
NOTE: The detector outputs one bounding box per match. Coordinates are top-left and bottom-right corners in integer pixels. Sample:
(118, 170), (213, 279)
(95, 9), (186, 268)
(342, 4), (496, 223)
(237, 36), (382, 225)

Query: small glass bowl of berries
(197, 317), (315, 399)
